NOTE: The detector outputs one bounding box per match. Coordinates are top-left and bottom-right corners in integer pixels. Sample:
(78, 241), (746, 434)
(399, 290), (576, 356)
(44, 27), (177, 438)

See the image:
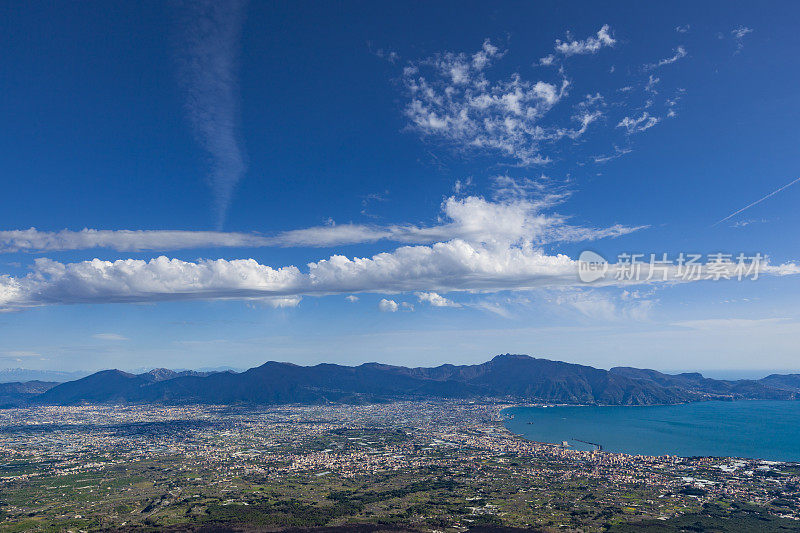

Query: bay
(503, 400), (800, 462)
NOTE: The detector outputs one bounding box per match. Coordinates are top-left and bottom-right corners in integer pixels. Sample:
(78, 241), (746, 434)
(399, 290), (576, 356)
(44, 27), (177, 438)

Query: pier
(572, 438), (603, 451)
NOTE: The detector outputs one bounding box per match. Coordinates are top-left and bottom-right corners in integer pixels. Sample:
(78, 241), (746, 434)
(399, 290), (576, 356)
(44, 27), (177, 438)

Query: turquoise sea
(503, 401), (800, 462)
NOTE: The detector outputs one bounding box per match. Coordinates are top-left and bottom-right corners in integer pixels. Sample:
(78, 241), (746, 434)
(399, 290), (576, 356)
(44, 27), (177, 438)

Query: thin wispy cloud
(2, 350), (41, 358)
(645, 74), (660, 93)
(538, 25), (616, 65)
(401, 31), (685, 167)
(175, 0), (248, 229)
(546, 288), (653, 322)
(646, 46), (687, 69)
(617, 112), (660, 133)
(92, 333), (129, 341)
(713, 176), (800, 227)
(402, 39), (593, 165)
(673, 318), (790, 331)
(731, 26), (753, 52)
(0, 228), (271, 253)
(1, 188), (644, 253)
(593, 146), (632, 163)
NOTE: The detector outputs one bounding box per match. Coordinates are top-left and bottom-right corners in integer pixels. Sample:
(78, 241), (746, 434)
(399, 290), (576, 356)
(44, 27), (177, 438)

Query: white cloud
(0, 244), (796, 311)
(92, 333), (129, 341)
(728, 26), (753, 53)
(665, 91), (683, 118)
(369, 44), (399, 63)
(731, 218), (767, 228)
(269, 224), (393, 247)
(732, 26), (753, 41)
(675, 25), (690, 34)
(593, 146), (632, 164)
(345, 295), (359, 302)
(402, 39), (590, 165)
(646, 46), (687, 69)
(617, 112), (660, 133)
(547, 288), (653, 322)
(645, 74), (660, 93)
(2, 350), (41, 358)
(554, 25), (615, 57)
(453, 177), (473, 194)
(1, 190), (643, 254)
(378, 299), (399, 312)
(0, 228), (271, 253)
(175, 0), (248, 228)
(398, 30), (680, 167)
(265, 296), (302, 308)
(470, 300), (512, 318)
(416, 291), (460, 308)
(0, 245), (566, 309)
(278, 194), (640, 248)
(538, 54), (556, 66)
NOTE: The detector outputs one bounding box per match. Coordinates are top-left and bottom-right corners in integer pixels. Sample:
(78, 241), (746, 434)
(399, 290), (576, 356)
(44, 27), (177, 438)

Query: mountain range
(2, 354), (798, 407)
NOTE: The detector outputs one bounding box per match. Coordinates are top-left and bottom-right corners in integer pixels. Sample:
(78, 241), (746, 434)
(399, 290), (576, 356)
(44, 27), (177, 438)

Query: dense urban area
(0, 401), (798, 532)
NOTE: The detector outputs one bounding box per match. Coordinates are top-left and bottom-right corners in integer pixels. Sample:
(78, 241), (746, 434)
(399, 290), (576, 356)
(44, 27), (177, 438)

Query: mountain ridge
(19, 354), (800, 407)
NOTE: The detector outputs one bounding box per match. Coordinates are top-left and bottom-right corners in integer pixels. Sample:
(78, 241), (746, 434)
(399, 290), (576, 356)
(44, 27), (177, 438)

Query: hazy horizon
(2, 356), (797, 384)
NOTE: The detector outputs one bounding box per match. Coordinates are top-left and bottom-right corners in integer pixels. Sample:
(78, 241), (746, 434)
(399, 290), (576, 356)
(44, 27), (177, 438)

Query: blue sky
(1, 1), (800, 375)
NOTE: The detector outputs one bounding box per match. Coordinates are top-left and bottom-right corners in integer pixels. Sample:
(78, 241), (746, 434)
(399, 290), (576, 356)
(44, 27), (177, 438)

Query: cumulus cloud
(0, 178), (657, 312)
(416, 291), (460, 308)
(378, 299), (399, 312)
(554, 25), (615, 57)
(175, 0), (248, 228)
(384, 194), (643, 247)
(0, 244), (796, 311)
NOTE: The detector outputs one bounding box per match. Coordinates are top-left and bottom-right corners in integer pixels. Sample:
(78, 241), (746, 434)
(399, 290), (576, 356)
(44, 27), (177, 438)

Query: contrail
(175, 0), (248, 229)
(713, 176), (800, 227)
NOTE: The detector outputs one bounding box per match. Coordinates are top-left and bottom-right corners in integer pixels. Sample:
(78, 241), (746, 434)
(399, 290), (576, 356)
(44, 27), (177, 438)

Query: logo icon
(578, 250), (608, 283)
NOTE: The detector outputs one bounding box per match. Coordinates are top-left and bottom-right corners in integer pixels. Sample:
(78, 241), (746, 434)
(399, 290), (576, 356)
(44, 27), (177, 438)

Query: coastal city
(0, 401), (798, 531)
